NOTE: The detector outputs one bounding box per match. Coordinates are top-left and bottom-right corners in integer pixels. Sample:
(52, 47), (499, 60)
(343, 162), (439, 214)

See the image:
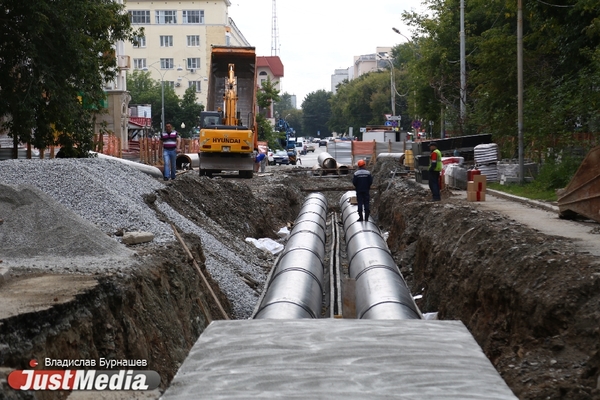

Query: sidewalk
(447, 186), (600, 257)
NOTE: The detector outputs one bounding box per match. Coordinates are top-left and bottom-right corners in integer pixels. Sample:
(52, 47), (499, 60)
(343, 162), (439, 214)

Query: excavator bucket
(557, 146), (600, 222)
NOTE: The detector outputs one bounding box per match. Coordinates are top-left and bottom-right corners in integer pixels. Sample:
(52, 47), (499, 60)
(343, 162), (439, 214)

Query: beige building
(123, 0), (250, 108)
(352, 47), (393, 79)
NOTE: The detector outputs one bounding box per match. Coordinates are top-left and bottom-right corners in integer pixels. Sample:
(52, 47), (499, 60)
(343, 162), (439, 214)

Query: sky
(228, 0), (426, 107)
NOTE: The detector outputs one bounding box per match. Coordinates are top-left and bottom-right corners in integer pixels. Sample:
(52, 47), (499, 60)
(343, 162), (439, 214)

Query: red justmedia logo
(8, 368), (160, 391)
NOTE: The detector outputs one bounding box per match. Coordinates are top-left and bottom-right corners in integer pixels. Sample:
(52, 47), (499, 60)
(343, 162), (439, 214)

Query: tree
(256, 76), (281, 116)
(302, 90), (332, 138)
(273, 92), (294, 116)
(127, 71), (202, 136)
(402, 0), (600, 155)
(0, 0), (141, 156)
(174, 87), (204, 138)
(255, 77), (282, 146)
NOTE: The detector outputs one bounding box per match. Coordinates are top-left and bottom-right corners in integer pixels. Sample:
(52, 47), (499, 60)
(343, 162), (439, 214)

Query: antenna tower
(271, 0), (279, 56)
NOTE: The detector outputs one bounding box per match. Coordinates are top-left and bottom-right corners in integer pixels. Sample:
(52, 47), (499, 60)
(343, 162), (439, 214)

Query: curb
(486, 189), (559, 214)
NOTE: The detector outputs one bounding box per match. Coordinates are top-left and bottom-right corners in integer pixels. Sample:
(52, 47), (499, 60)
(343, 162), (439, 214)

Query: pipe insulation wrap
(254, 193), (328, 319)
(339, 191), (422, 320)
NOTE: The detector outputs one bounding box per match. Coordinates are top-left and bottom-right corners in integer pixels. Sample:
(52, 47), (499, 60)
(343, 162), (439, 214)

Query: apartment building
(123, 0), (250, 106)
(331, 68), (350, 94)
(351, 47), (393, 79)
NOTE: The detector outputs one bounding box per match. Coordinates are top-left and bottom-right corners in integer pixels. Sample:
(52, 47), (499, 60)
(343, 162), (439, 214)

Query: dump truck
(197, 46), (258, 178)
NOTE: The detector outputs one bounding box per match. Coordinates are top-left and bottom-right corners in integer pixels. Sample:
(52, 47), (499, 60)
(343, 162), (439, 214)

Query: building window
(130, 10), (150, 24)
(133, 36), (146, 48)
(183, 10), (204, 24)
(155, 10), (177, 24)
(189, 81), (202, 92)
(187, 35), (200, 47)
(165, 81), (175, 89)
(133, 58), (147, 69)
(160, 36), (173, 47)
(186, 58), (200, 70)
(160, 58), (174, 69)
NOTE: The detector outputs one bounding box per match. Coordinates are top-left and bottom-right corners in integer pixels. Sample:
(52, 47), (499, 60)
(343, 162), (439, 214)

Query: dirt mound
(162, 173), (305, 240)
(372, 165), (600, 399)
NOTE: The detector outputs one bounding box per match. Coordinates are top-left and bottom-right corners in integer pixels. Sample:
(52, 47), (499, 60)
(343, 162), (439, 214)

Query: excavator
(197, 46), (257, 178)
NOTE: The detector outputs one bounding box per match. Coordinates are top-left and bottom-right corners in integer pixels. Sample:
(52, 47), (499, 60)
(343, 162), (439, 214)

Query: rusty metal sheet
(557, 146), (600, 223)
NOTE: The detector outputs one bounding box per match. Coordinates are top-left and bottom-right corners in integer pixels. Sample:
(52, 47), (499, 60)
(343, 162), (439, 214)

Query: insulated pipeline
(340, 191), (421, 320)
(254, 193), (328, 319)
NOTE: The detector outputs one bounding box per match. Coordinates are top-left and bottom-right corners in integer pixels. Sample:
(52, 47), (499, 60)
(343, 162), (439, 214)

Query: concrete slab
(161, 319), (516, 399)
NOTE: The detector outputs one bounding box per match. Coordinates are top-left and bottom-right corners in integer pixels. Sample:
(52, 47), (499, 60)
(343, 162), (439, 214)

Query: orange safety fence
(351, 140), (376, 166)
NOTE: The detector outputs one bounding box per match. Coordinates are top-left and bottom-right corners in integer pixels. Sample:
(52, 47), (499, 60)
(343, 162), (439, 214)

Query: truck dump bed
(206, 46), (257, 130)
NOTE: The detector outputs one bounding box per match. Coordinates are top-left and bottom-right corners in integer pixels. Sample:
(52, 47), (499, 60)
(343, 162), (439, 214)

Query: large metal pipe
(90, 151), (163, 178)
(340, 191), (421, 320)
(254, 193), (328, 319)
(318, 152), (337, 170)
(176, 153), (199, 170)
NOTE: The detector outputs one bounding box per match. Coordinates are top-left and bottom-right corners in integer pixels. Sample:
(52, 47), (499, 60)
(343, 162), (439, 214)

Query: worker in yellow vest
(428, 142), (443, 201)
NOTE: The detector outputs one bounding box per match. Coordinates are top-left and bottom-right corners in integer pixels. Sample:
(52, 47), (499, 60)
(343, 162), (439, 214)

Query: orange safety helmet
(357, 159), (366, 167)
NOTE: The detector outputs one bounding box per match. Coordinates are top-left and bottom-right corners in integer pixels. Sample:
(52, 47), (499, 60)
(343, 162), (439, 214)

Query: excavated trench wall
(0, 245), (217, 400)
(372, 167), (600, 399)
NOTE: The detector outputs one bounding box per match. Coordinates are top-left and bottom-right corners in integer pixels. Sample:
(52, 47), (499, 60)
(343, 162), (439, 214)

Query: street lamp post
(143, 62), (182, 133)
(378, 56), (396, 118)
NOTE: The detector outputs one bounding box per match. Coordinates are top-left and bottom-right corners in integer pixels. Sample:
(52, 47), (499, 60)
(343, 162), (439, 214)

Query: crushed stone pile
(0, 158), (270, 318)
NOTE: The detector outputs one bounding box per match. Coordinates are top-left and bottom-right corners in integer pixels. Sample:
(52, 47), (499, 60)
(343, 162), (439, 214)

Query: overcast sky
(229, 0), (426, 107)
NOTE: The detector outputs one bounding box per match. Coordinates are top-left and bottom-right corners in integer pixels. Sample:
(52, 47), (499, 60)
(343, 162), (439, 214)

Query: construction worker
(428, 142), (443, 201)
(161, 123), (179, 181)
(352, 159), (373, 222)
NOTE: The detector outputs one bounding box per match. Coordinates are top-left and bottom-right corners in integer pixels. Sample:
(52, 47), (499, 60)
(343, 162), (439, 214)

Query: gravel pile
(0, 158), (266, 318)
(0, 158), (172, 242)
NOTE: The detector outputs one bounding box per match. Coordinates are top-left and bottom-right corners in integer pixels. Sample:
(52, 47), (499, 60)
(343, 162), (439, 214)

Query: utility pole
(517, 0), (524, 183)
(460, 0), (466, 123)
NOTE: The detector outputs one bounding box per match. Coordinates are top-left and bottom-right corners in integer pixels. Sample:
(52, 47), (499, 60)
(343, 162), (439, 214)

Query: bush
(534, 150), (584, 191)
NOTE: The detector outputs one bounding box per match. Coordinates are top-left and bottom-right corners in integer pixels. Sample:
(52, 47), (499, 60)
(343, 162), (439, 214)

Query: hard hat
(357, 159), (366, 167)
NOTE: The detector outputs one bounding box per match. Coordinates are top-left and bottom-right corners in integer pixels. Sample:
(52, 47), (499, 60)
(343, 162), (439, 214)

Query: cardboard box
(467, 190), (486, 202)
(349, 196), (357, 205)
(473, 175), (487, 190)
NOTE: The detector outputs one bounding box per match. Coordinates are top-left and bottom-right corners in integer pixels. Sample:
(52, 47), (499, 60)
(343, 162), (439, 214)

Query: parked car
(267, 149), (275, 165)
(306, 144), (316, 152)
(273, 150), (289, 165)
(319, 140), (327, 147)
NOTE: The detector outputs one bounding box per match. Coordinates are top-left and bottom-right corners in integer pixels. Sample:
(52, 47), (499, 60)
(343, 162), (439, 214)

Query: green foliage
(126, 71), (203, 134)
(273, 92), (294, 117)
(257, 77), (281, 112)
(302, 90), (332, 137)
(256, 114), (283, 148)
(489, 149), (585, 201)
(535, 150), (584, 191)
(175, 87), (204, 138)
(487, 182), (557, 202)
(399, 0), (600, 148)
(0, 0), (141, 155)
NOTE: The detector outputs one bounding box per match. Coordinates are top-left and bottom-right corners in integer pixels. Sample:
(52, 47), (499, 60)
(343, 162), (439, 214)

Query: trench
(2, 163), (599, 400)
